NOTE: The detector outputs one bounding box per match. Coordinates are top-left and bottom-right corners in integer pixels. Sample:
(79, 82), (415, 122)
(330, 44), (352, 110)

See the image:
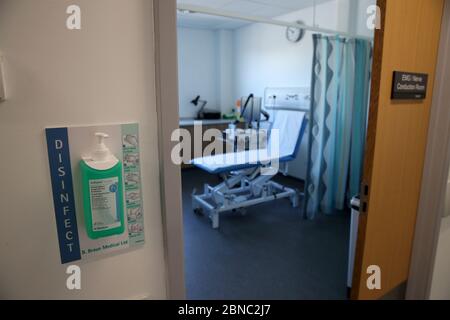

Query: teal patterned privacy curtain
(305, 34), (372, 219)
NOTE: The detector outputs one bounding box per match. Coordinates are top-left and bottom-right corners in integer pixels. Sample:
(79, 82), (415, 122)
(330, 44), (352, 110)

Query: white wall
(177, 0), (375, 118)
(430, 216), (450, 299)
(0, 0), (167, 299)
(354, 0), (378, 38)
(279, 0), (343, 34)
(176, 0), (374, 179)
(232, 0), (340, 99)
(429, 171), (450, 300)
(217, 30), (235, 114)
(277, 0), (375, 37)
(233, 0), (375, 100)
(233, 23), (314, 100)
(177, 27), (220, 118)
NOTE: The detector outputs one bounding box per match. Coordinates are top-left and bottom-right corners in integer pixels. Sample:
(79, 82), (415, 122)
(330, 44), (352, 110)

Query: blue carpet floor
(182, 169), (350, 300)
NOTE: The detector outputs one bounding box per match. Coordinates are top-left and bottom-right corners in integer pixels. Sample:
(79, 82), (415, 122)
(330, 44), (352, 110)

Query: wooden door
(352, 0), (446, 300)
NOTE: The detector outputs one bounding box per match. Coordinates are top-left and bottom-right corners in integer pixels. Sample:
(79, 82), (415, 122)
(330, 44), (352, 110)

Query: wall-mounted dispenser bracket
(0, 53), (6, 102)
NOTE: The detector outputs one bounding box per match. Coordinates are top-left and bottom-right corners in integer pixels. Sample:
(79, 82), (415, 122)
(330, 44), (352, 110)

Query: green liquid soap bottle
(80, 133), (125, 240)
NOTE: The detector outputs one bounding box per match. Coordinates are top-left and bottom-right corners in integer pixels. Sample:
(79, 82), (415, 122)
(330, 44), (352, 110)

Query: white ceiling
(177, 0), (330, 30)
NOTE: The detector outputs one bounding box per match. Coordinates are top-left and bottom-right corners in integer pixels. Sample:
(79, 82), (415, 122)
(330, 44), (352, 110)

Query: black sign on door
(391, 71), (428, 100)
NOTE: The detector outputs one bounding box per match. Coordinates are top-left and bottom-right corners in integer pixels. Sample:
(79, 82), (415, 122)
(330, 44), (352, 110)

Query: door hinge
(364, 184), (369, 196)
(362, 202), (368, 213)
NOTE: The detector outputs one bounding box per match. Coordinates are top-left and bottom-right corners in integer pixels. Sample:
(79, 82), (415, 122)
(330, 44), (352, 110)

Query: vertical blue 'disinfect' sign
(46, 128), (81, 264)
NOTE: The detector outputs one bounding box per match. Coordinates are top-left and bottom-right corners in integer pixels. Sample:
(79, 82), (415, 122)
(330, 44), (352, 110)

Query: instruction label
(122, 124), (145, 246)
(89, 177), (121, 231)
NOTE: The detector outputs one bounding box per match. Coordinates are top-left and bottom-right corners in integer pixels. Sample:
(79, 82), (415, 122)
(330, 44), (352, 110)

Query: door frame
(153, 0), (186, 300)
(406, 0), (450, 300)
(154, 0), (449, 301)
(350, 0), (387, 300)
(153, 0), (389, 301)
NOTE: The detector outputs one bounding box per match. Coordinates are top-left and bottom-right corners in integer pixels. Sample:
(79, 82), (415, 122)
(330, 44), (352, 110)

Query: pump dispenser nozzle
(92, 132), (112, 162)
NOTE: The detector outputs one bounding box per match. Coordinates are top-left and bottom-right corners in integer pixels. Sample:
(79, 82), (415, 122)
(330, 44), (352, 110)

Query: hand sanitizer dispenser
(80, 133), (125, 239)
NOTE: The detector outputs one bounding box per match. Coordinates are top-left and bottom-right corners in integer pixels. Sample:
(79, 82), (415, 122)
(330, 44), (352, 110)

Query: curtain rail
(177, 4), (373, 41)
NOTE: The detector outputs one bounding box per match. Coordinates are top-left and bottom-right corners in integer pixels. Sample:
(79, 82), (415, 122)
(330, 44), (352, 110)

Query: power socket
(0, 54), (6, 102)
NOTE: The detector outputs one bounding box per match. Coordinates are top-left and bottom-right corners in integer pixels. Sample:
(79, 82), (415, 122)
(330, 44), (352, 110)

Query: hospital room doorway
(173, 0), (377, 299)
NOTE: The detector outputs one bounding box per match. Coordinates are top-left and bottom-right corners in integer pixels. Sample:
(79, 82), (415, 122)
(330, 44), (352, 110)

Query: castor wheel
(194, 208), (204, 216)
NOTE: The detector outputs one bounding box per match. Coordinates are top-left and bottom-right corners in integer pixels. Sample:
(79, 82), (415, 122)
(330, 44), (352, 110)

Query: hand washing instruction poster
(45, 123), (145, 264)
